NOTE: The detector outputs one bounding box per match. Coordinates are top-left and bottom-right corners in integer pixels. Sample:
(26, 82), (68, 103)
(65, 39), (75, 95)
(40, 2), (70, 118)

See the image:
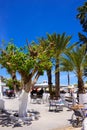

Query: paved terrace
(0, 97), (74, 130)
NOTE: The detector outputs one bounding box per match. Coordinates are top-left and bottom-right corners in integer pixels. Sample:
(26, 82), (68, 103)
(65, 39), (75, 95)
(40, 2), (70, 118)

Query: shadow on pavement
(0, 109), (40, 128)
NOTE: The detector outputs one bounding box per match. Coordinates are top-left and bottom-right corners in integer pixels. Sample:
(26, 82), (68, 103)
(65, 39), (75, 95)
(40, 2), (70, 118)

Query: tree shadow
(0, 109), (40, 128)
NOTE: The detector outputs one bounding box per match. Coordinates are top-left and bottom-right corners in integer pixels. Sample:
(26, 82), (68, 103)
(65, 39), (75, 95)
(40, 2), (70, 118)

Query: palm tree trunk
(78, 76), (85, 93)
(68, 71), (70, 86)
(47, 69), (52, 98)
(55, 60), (60, 98)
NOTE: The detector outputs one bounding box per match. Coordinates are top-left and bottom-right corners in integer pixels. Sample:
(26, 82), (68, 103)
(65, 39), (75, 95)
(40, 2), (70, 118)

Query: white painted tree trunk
(79, 93), (87, 130)
(18, 89), (28, 117)
(79, 93), (87, 108)
(0, 99), (5, 110)
(83, 118), (87, 130)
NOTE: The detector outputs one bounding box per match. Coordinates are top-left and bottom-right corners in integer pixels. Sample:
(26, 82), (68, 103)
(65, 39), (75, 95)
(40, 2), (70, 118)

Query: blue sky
(0, 0), (87, 85)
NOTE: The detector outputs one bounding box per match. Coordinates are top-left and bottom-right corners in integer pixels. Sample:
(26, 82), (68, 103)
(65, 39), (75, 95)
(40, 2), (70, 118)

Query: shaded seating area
(61, 92), (78, 109)
(30, 88), (44, 104)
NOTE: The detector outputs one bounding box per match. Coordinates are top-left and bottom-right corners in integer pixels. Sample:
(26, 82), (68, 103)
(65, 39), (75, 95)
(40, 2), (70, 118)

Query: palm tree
(77, 2), (87, 81)
(60, 45), (87, 93)
(38, 38), (53, 97)
(47, 33), (73, 98)
(77, 2), (87, 32)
